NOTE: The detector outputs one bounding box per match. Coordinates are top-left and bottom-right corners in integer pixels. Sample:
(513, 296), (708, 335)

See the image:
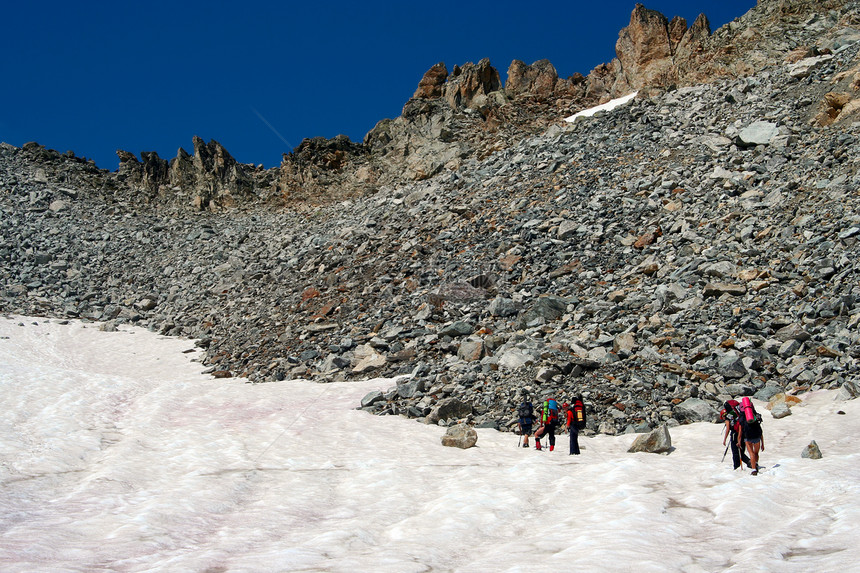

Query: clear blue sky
(1, 1), (756, 170)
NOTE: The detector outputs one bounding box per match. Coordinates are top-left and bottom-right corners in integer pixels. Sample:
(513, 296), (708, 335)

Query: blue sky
(1, 1), (756, 170)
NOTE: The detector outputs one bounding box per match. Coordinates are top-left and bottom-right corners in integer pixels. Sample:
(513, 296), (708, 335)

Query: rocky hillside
(2, 0), (860, 435)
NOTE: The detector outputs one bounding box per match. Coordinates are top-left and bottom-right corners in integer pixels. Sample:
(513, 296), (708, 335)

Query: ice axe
(721, 443), (730, 463)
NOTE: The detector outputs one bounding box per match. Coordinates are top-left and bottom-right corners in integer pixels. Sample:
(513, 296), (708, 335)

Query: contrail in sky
(251, 106), (295, 150)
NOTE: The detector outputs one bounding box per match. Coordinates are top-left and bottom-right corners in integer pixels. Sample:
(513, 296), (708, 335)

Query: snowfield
(564, 92), (639, 122)
(1, 316), (858, 572)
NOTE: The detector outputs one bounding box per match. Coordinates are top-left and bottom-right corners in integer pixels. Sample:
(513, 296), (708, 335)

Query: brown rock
(633, 227), (663, 249)
(442, 58), (501, 110)
(815, 92), (853, 126)
(499, 254), (522, 271)
(702, 282), (747, 297)
(506, 59), (559, 100)
(116, 150), (139, 164)
(615, 4), (678, 90)
(767, 393), (802, 410)
(413, 62), (448, 99)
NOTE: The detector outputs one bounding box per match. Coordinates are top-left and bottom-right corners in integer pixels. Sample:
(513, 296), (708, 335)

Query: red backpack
(723, 399), (742, 433)
(572, 397), (587, 429)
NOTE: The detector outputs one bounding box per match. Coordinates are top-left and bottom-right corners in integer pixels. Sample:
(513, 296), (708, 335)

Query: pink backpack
(740, 397), (762, 424)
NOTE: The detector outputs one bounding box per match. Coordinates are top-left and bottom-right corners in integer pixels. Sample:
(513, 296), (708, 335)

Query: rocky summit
(2, 0), (860, 436)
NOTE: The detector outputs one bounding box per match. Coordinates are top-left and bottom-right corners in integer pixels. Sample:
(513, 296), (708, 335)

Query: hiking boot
(549, 445), (555, 452)
(522, 442), (529, 448)
(535, 442), (542, 450)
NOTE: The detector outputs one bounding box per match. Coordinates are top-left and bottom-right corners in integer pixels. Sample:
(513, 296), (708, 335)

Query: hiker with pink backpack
(721, 399), (752, 470)
(736, 396), (765, 475)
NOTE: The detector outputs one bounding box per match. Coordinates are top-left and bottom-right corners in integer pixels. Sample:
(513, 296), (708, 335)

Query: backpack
(723, 399), (742, 433)
(572, 397), (587, 429)
(543, 399), (559, 424)
(740, 396), (762, 425)
(518, 401), (534, 423)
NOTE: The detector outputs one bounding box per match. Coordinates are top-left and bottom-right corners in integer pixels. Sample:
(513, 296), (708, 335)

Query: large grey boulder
(497, 348), (535, 369)
(837, 381), (860, 401)
(438, 321), (474, 338)
(441, 424), (478, 449)
(775, 324), (811, 342)
(515, 295), (570, 328)
(488, 296), (518, 317)
(360, 390), (385, 408)
(627, 424), (672, 454)
(427, 397), (472, 424)
(770, 401), (792, 419)
(675, 398), (718, 423)
(396, 378), (425, 399)
(718, 353), (748, 379)
(737, 121), (779, 146)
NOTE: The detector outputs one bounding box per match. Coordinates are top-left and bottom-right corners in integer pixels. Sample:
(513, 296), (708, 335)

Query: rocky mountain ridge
(28, 1), (860, 213)
(2, 0), (860, 435)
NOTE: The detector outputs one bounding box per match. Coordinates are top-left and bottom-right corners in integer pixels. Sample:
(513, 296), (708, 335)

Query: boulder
(787, 54), (834, 79)
(489, 296), (518, 317)
(836, 381), (860, 401)
(427, 397), (472, 424)
(767, 393), (802, 411)
(441, 424), (478, 449)
(497, 348), (535, 370)
(801, 441), (823, 459)
(770, 401), (792, 419)
(674, 398), (718, 423)
(754, 385), (785, 402)
(457, 339), (485, 362)
(438, 321), (474, 338)
(515, 295), (570, 328)
(361, 390), (385, 408)
(737, 121), (779, 147)
(396, 378), (425, 399)
(627, 424), (672, 454)
(613, 332), (636, 356)
(718, 353), (748, 379)
(351, 344), (386, 374)
(703, 282), (747, 297)
(775, 324), (811, 342)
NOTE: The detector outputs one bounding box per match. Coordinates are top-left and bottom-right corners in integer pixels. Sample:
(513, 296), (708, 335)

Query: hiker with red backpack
(534, 397), (559, 451)
(737, 397), (765, 475)
(721, 399), (751, 470)
(563, 396), (587, 455)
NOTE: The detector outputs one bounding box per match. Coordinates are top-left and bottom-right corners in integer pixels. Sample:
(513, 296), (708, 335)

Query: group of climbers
(517, 392), (587, 455)
(517, 391), (766, 474)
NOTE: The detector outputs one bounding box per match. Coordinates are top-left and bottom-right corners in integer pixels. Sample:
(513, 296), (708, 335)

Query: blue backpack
(543, 399), (559, 424)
